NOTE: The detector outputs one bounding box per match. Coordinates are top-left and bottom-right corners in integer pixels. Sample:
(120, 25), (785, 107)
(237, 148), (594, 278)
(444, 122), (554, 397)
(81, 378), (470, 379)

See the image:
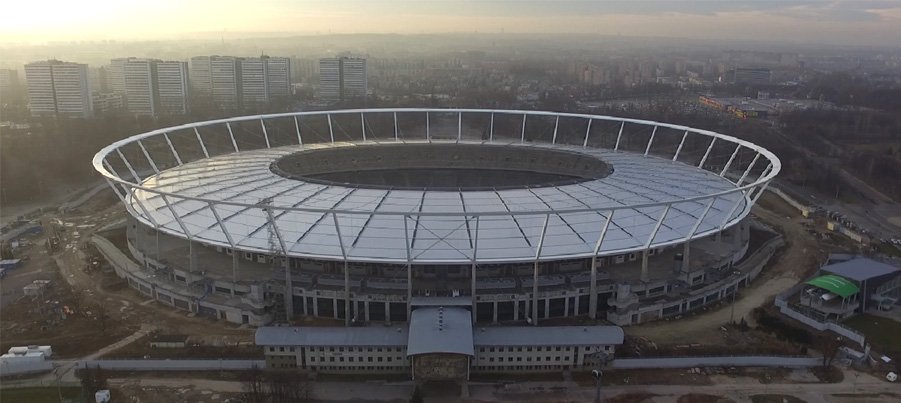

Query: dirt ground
(573, 368), (712, 387)
(110, 383), (244, 403)
(103, 332), (260, 359)
(625, 192), (829, 345)
(1, 193), (252, 359)
(0, 265), (139, 358)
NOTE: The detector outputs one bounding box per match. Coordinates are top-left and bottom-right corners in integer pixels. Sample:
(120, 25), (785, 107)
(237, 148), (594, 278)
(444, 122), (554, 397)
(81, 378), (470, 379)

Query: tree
(816, 333), (843, 367)
(265, 370), (309, 403)
(240, 365), (266, 403)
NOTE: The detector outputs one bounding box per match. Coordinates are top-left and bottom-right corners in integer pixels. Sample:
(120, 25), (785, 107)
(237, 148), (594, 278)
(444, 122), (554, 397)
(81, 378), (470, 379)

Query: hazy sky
(3, 0), (900, 46)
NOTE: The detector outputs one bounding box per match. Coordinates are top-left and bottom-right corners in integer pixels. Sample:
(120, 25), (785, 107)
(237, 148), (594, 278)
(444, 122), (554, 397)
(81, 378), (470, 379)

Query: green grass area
(843, 314), (901, 350)
(0, 387), (83, 403)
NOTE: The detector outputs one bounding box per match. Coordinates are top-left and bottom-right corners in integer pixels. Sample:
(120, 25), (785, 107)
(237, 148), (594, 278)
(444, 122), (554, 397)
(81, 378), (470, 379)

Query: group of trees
(241, 366), (310, 403)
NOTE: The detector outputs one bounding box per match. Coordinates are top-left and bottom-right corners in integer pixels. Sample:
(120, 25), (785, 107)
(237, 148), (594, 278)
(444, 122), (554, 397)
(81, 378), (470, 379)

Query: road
(626, 202), (821, 344)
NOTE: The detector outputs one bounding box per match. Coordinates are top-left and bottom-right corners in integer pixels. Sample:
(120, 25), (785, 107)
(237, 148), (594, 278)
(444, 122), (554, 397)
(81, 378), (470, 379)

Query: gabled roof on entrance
(805, 274), (860, 298)
(407, 307), (474, 356)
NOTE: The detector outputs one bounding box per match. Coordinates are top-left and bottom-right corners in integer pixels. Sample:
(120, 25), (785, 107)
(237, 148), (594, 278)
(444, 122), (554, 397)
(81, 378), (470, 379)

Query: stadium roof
(474, 326), (624, 347)
(821, 257), (901, 282)
(406, 307), (474, 356)
(806, 275), (860, 298)
(127, 140), (749, 264)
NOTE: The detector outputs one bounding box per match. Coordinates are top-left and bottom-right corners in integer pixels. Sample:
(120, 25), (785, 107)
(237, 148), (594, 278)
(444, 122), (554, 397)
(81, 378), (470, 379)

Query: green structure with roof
(805, 274), (860, 298)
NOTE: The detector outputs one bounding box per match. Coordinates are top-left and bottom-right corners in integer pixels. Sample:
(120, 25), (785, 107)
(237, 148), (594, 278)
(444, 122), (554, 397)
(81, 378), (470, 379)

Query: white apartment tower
(318, 58), (341, 101)
(240, 57), (269, 107)
(156, 61), (190, 115)
(123, 59), (156, 116)
(319, 57), (367, 101)
(240, 56), (292, 108)
(191, 56), (241, 111)
(265, 56), (291, 98)
(341, 58), (367, 99)
(189, 56), (213, 97)
(107, 58), (190, 116)
(107, 58), (128, 94)
(24, 60), (93, 118)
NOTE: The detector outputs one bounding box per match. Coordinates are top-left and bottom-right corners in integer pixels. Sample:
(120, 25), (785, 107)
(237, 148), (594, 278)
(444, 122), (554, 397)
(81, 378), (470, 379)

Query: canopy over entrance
(806, 274), (859, 298)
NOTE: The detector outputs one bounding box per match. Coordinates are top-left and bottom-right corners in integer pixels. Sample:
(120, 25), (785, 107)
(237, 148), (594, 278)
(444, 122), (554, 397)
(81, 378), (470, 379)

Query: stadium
(92, 108), (781, 331)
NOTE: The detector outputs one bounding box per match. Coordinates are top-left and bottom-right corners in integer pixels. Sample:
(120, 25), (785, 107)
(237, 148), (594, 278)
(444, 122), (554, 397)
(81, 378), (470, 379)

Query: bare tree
(816, 333), (843, 367)
(240, 365), (266, 403)
(266, 370), (309, 403)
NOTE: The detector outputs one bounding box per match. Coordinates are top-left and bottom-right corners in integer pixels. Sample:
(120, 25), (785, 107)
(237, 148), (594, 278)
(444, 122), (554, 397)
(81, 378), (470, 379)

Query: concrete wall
(768, 187), (813, 217)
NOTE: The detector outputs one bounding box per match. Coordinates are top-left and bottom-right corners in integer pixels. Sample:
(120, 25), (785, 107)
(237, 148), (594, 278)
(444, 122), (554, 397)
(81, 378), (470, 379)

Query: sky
(2, 0), (900, 46)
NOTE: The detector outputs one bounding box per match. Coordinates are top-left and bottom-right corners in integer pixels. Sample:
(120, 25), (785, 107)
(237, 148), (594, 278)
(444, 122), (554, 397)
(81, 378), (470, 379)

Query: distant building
(107, 58), (190, 116)
(732, 68), (771, 85)
(264, 56), (291, 98)
(24, 60), (93, 118)
(191, 55), (241, 111)
(123, 59), (156, 116)
(319, 57), (367, 101)
(156, 61), (190, 115)
(92, 92), (125, 115)
(240, 56), (291, 108)
(0, 69), (22, 103)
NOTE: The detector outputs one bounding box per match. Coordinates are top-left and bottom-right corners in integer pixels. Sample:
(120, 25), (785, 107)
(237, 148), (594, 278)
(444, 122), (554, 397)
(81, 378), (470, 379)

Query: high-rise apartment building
(107, 57), (190, 116)
(156, 61), (190, 115)
(319, 58), (341, 101)
(341, 58), (367, 99)
(189, 56), (212, 97)
(123, 59), (156, 116)
(192, 55), (289, 110)
(0, 69), (21, 103)
(319, 57), (367, 101)
(191, 56), (241, 111)
(265, 57), (291, 98)
(107, 58), (128, 94)
(240, 56), (292, 108)
(240, 57), (269, 107)
(24, 60), (93, 118)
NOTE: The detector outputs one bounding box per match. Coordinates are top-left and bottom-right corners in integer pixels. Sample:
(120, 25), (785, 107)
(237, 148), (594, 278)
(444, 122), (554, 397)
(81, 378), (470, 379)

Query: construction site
(1, 109), (899, 402)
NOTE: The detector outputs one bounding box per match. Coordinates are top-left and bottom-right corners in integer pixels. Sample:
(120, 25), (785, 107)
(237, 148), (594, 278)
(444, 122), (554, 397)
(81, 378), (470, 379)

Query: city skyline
(2, 1), (901, 47)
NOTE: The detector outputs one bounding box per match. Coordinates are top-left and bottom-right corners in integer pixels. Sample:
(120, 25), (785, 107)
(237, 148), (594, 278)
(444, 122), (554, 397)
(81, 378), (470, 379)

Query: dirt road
(625, 196), (825, 345)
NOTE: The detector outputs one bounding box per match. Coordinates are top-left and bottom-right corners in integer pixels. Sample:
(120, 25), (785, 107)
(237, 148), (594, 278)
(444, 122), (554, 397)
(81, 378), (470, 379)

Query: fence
(0, 359), (53, 377)
(611, 355), (820, 369)
(76, 359), (266, 371)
